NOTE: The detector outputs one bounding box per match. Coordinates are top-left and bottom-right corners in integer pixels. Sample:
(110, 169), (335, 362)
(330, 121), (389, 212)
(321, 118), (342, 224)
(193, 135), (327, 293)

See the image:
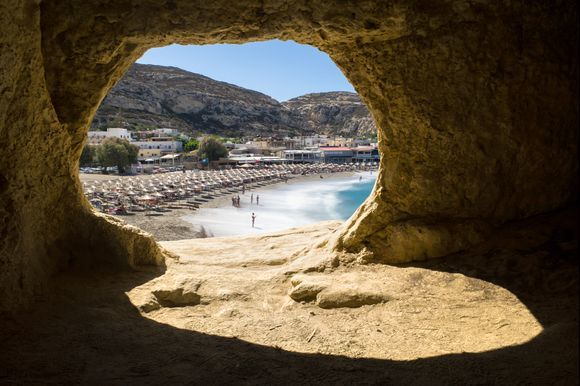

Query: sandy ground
(81, 171), (361, 241)
(0, 207), (577, 384)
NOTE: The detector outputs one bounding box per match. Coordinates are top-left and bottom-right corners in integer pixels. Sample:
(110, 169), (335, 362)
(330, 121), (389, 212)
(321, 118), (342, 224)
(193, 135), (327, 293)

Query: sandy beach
(182, 171), (376, 238)
(80, 171), (375, 241)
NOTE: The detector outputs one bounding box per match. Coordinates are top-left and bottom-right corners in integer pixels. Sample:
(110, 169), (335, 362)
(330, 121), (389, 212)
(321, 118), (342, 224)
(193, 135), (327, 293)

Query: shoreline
(90, 170), (373, 241)
(180, 171), (375, 238)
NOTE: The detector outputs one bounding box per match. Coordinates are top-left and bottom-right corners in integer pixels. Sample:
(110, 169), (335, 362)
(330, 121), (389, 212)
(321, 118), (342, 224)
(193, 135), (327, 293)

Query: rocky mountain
(92, 63), (376, 138)
(282, 92), (376, 137)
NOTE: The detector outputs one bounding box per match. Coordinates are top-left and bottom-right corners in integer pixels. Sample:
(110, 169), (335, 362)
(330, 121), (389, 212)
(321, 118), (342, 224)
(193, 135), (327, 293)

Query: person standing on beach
(242, 184), (245, 195)
(256, 195), (259, 205)
(237, 195), (241, 207)
(251, 193), (254, 204)
(251, 212), (256, 227)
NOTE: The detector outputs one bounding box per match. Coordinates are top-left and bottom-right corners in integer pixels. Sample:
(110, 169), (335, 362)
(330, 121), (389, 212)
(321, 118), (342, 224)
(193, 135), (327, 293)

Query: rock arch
(1, 0), (577, 311)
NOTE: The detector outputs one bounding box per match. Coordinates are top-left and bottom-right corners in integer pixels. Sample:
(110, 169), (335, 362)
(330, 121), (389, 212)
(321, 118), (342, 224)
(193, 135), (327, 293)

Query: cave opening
(0, 1), (577, 383)
(79, 40), (380, 241)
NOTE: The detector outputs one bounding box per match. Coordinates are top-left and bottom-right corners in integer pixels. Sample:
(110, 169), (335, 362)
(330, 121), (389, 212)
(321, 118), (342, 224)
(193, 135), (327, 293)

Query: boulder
(151, 276), (202, 307)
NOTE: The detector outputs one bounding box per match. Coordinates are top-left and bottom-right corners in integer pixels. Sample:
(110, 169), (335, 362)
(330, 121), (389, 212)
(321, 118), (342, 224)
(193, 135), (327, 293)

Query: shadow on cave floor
(401, 206), (579, 329)
(0, 208), (577, 385)
(0, 273), (578, 384)
(0, 272), (576, 385)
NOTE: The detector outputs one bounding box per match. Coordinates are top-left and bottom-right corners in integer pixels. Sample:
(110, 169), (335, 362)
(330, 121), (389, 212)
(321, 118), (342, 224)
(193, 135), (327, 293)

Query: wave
(183, 173), (376, 237)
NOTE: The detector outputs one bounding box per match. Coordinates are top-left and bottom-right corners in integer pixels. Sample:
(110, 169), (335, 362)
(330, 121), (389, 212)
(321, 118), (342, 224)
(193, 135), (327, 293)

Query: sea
(183, 172), (376, 237)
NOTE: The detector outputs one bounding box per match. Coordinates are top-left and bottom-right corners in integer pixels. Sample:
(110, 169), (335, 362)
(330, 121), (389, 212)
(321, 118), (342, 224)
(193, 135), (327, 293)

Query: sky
(136, 40), (355, 102)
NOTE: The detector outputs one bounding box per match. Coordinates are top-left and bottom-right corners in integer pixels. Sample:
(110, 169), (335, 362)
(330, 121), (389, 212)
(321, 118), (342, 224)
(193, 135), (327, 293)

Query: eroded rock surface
(124, 217), (575, 366)
(1, 1), (577, 312)
(282, 92), (377, 137)
(290, 273), (391, 309)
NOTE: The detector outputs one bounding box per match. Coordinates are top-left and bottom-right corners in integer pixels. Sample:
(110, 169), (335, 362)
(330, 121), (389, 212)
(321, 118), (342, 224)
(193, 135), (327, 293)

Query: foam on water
(183, 172), (376, 237)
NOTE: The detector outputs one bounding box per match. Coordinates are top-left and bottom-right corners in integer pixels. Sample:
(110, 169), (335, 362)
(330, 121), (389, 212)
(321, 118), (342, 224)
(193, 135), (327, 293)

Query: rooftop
(319, 147), (352, 151)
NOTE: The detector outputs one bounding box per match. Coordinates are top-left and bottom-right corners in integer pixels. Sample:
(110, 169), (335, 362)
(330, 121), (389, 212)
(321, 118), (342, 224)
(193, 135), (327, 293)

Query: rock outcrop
(283, 92), (376, 137)
(92, 64), (376, 138)
(0, 0), (577, 312)
(289, 274), (391, 309)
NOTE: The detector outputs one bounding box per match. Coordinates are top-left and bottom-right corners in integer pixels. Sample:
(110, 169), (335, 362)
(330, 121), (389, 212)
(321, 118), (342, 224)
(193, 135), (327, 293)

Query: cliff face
(283, 92), (376, 137)
(92, 64), (376, 138)
(93, 64), (299, 137)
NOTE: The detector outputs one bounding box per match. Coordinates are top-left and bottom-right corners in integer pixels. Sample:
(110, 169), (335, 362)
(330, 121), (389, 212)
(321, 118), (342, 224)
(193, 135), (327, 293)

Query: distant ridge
(92, 63), (376, 137)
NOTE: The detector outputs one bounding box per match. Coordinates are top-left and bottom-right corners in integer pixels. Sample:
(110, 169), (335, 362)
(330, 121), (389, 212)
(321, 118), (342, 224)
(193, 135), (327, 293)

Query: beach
(81, 171), (376, 240)
(182, 171), (376, 237)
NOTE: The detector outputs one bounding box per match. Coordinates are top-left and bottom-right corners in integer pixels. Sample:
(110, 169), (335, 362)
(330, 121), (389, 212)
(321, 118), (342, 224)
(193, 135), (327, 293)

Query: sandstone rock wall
(0, 0), (577, 311)
(330, 1), (578, 260)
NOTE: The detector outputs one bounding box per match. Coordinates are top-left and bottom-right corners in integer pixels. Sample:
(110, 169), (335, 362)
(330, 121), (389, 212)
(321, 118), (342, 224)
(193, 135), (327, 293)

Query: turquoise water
(184, 173), (377, 237)
(335, 178), (375, 220)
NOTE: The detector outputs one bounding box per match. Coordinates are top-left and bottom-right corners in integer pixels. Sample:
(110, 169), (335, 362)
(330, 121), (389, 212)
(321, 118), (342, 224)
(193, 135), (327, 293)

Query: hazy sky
(136, 40), (355, 102)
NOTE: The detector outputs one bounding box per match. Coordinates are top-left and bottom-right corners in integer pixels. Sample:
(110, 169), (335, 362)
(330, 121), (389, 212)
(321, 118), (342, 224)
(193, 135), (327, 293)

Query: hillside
(283, 92), (376, 137)
(92, 64), (376, 138)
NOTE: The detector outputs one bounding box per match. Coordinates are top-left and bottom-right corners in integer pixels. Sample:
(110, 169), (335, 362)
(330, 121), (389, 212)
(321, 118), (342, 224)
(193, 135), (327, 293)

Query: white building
(303, 134), (328, 147)
(283, 149), (321, 163)
(291, 134), (328, 149)
(132, 137), (183, 154)
(87, 128), (132, 145)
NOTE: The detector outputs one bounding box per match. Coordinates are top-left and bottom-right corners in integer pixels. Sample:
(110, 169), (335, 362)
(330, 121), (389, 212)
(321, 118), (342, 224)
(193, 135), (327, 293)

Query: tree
(183, 138), (199, 152)
(96, 137), (139, 174)
(198, 135), (228, 162)
(79, 144), (96, 167)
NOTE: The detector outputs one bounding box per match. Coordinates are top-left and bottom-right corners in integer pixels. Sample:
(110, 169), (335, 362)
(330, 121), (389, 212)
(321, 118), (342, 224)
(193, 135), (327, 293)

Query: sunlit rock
(0, 0), (577, 312)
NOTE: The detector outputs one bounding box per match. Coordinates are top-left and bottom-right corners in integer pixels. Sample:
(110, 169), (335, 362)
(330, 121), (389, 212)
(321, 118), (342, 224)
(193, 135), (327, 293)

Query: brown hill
(92, 64), (376, 138)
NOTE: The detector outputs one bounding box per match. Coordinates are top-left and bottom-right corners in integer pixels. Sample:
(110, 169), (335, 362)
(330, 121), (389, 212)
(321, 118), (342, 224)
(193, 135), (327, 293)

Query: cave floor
(0, 218), (577, 385)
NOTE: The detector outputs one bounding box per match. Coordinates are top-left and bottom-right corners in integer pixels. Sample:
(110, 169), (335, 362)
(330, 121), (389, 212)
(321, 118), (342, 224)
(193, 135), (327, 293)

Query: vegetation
(197, 135), (228, 162)
(96, 137), (139, 174)
(79, 144), (96, 167)
(183, 138), (199, 152)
